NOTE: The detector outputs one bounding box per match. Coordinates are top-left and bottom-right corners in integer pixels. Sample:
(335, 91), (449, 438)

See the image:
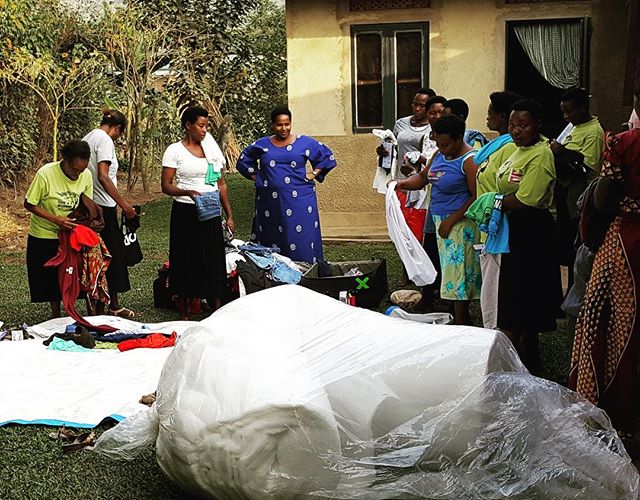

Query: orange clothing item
(117, 332), (177, 352)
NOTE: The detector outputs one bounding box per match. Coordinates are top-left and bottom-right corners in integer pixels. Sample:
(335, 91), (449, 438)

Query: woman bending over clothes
(394, 114), (481, 325)
(236, 107), (336, 264)
(161, 106), (235, 319)
(495, 99), (562, 374)
(24, 140), (93, 319)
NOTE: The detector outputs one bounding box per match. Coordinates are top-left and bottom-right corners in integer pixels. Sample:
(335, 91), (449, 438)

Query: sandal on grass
(108, 307), (136, 319)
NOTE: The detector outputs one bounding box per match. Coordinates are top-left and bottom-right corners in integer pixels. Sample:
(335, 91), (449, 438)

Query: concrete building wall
(589, 0), (631, 131)
(286, 0), (626, 237)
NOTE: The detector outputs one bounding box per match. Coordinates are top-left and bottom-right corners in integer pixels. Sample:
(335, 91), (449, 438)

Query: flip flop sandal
(49, 425), (78, 442)
(108, 307), (136, 319)
(61, 431), (96, 454)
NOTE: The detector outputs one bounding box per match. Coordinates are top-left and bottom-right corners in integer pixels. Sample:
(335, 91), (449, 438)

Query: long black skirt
(99, 205), (131, 294)
(26, 235), (61, 303)
(169, 200), (226, 300)
(497, 207), (562, 333)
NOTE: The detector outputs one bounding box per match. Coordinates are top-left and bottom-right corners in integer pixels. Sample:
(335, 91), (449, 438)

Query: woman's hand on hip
(186, 190), (202, 200)
(438, 217), (454, 239)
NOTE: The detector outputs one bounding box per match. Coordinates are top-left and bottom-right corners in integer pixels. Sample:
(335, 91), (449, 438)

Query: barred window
(504, 0), (584, 3)
(349, 0), (431, 11)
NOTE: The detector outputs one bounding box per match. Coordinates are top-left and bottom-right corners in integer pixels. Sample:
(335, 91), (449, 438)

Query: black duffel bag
(299, 258), (388, 309)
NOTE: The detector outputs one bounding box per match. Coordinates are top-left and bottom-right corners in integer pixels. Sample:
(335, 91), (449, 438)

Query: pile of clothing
(0, 322), (32, 342)
(40, 323), (176, 353)
(226, 241), (306, 296)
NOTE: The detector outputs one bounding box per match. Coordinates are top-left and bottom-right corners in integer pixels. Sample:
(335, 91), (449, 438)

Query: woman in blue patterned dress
(236, 107), (337, 263)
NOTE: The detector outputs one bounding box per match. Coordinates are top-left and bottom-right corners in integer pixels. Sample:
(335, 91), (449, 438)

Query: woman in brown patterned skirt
(569, 92), (640, 436)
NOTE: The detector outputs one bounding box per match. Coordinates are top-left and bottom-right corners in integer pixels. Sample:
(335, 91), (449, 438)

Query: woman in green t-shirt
(24, 140), (93, 318)
(496, 100), (562, 375)
(474, 91), (522, 330)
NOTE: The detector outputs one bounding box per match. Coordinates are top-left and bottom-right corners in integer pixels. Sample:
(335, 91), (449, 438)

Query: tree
(100, 4), (176, 191)
(132, 0), (266, 172)
(0, 0), (105, 164)
(222, 0), (287, 143)
(1, 47), (103, 159)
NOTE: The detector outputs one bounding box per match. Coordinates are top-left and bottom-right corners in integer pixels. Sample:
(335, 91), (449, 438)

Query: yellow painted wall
(286, 0), (625, 237)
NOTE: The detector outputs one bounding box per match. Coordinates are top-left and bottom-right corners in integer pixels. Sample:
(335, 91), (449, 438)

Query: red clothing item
(117, 332), (177, 352)
(70, 225), (99, 251)
(397, 190), (427, 241)
(45, 229), (116, 334)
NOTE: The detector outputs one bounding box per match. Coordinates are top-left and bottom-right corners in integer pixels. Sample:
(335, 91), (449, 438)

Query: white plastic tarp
(0, 316), (197, 428)
(95, 286), (639, 499)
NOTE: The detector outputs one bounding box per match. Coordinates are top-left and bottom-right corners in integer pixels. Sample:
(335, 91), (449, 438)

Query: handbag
(193, 191), (221, 221)
(121, 212), (143, 266)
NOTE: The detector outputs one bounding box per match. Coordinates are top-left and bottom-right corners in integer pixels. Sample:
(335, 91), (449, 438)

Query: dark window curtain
(355, 33), (383, 128)
(514, 22), (582, 89)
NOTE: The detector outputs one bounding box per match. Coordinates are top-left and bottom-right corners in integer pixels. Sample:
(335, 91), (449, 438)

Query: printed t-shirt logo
(427, 169), (445, 183)
(508, 169), (523, 184)
(57, 191), (80, 211)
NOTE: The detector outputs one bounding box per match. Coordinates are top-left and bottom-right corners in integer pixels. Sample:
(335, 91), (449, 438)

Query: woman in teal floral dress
(395, 115), (481, 325)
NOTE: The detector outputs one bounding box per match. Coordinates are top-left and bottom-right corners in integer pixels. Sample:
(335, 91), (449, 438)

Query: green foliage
(223, 1), (288, 143)
(0, 0), (287, 187)
(0, 0), (106, 179)
(0, 84), (38, 185)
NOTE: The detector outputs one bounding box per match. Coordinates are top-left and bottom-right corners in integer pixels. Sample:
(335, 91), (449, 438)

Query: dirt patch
(0, 172), (164, 254)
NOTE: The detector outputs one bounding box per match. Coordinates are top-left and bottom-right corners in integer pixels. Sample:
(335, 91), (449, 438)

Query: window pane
(396, 31), (422, 119)
(355, 33), (383, 128)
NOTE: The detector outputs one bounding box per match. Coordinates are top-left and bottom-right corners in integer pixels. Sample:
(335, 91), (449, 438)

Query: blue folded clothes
(482, 201), (510, 255)
(244, 252), (302, 285)
(239, 242), (280, 256)
(466, 192), (510, 255)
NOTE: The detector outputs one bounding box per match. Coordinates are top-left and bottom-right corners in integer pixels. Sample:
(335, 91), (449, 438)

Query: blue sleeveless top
(427, 150), (476, 217)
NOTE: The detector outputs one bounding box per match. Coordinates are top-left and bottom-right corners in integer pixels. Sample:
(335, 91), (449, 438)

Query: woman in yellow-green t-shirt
(24, 140), (93, 318)
(473, 91), (522, 331)
(496, 99), (563, 375)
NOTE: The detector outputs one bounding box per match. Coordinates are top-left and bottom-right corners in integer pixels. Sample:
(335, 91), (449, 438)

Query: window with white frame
(351, 22), (429, 132)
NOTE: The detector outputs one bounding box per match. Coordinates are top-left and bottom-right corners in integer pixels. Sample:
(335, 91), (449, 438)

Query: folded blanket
(154, 325), (341, 499)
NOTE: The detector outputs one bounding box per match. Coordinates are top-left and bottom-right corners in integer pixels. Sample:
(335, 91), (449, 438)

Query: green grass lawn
(0, 174), (573, 499)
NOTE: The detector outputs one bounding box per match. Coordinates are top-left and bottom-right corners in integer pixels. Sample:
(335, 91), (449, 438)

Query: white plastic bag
(385, 182), (437, 286)
(372, 129), (397, 194)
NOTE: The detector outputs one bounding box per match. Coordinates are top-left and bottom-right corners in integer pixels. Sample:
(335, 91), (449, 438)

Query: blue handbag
(193, 191), (221, 221)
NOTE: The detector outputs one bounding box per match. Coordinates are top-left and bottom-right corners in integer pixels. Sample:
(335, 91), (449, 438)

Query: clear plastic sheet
(94, 285), (639, 499)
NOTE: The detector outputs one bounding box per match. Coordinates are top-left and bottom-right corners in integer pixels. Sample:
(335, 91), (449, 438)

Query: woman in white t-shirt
(83, 109), (137, 318)
(161, 106), (235, 319)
